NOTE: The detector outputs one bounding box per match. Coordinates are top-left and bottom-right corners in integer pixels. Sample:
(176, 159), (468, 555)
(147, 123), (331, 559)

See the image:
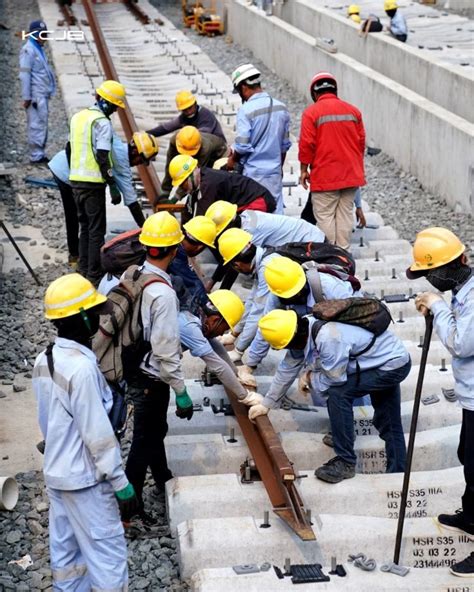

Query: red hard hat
(310, 71), (337, 95)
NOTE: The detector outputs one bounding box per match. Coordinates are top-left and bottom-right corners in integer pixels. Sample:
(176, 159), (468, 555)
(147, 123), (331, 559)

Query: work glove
(239, 390), (263, 407)
(115, 483), (139, 521)
(218, 332), (237, 346)
(248, 403), (269, 423)
(415, 292), (442, 316)
(110, 183), (122, 205)
(175, 389), (194, 421)
(237, 364), (257, 389)
(228, 347), (244, 363)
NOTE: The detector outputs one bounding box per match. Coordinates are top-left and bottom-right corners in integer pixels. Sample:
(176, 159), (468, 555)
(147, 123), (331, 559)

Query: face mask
(426, 263), (471, 293)
(97, 98), (116, 117)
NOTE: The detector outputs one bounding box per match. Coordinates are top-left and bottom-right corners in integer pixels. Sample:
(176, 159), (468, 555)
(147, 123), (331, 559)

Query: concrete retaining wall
(225, 0), (474, 213)
(280, 0), (473, 124)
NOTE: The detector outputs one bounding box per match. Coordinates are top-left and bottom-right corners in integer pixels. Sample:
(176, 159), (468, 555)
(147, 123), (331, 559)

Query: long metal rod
(393, 314), (433, 564)
(225, 387), (315, 540)
(82, 0), (161, 206)
(0, 221), (42, 286)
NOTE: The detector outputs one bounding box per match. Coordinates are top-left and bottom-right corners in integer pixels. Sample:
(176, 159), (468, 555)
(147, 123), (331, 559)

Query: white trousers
(47, 482), (128, 591)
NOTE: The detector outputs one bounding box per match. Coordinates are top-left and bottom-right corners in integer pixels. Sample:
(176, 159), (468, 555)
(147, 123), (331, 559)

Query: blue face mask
(97, 98), (116, 117)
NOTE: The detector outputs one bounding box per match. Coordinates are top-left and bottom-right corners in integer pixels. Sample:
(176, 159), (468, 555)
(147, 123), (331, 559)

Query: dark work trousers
(52, 173), (79, 259)
(72, 184), (106, 285)
(459, 408), (474, 521)
(125, 374), (172, 509)
(300, 192), (317, 225)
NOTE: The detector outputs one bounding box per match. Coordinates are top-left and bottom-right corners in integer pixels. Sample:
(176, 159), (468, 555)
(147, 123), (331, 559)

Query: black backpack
(311, 298), (393, 381)
(101, 229), (146, 275)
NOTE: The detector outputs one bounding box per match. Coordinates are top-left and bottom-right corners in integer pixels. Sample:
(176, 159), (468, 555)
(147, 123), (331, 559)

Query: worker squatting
(20, 21), (473, 590)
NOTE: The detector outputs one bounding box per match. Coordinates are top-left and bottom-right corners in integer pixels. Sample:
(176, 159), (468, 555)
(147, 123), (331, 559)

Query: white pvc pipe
(0, 476), (19, 511)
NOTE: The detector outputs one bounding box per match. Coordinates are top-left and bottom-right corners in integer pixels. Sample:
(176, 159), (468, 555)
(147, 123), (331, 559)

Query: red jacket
(298, 94), (366, 192)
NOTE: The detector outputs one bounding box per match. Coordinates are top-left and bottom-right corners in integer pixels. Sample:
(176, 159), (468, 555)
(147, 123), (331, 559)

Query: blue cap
(29, 20), (47, 33)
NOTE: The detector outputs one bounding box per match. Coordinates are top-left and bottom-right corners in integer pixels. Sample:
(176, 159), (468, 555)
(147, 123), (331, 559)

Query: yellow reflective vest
(69, 108), (110, 183)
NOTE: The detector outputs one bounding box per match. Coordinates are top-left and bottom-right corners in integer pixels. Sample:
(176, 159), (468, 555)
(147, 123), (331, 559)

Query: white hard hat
(231, 63), (262, 93)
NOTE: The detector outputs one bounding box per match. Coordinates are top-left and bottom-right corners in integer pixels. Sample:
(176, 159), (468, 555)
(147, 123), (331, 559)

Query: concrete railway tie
(37, 0), (470, 589)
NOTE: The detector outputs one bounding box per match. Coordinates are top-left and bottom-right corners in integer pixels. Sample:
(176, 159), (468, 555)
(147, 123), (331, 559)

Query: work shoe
(450, 553), (474, 578)
(322, 432), (333, 448)
(437, 510), (474, 536)
(315, 456), (356, 484)
(30, 156), (49, 165)
(68, 255), (79, 270)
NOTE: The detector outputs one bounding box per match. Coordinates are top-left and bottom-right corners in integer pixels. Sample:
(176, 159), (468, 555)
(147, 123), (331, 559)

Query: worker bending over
(384, 0), (408, 42)
(347, 4), (361, 23)
(147, 90), (225, 142)
(255, 309), (411, 483)
(407, 227), (473, 578)
(227, 63), (291, 214)
(33, 274), (137, 590)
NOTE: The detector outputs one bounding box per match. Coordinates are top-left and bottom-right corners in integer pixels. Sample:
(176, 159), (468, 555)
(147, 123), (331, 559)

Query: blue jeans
(326, 360), (411, 472)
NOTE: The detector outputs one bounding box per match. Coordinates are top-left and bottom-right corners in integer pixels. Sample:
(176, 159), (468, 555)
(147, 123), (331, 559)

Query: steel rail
(225, 387), (316, 540)
(123, 0), (151, 25)
(82, 0), (164, 208)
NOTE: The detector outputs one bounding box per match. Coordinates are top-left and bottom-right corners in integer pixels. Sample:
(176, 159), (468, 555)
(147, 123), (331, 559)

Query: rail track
(38, 1), (469, 589)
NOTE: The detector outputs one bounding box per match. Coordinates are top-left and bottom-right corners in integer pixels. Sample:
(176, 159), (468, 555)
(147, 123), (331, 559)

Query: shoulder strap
(311, 319), (327, 343)
(45, 343), (55, 378)
(305, 266), (324, 303)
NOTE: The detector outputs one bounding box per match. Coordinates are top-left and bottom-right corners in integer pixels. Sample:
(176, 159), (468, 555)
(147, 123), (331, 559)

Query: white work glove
(237, 364), (257, 388)
(248, 403), (269, 423)
(228, 347), (244, 363)
(218, 333), (237, 346)
(298, 370), (311, 395)
(415, 292), (442, 316)
(239, 390), (263, 407)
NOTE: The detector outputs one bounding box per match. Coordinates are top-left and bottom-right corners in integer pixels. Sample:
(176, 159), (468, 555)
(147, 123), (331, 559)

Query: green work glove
(115, 483), (139, 521)
(110, 183), (122, 205)
(175, 389), (194, 421)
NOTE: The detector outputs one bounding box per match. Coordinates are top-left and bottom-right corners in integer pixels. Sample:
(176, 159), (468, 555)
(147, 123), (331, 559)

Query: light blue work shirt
(178, 311), (214, 358)
(354, 188), (362, 209)
(240, 210), (325, 246)
(389, 10), (407, 36)
(246, 271), (359, 367)
(262, 317), (410, 409)
(234, 91), (291, 177)
(49, 133), (138, 205)
(19, 38), (56, 100)
(430, 274), (474, 411)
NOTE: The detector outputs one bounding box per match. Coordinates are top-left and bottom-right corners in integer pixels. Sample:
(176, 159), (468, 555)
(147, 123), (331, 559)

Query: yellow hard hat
(176, 126), (202, 156)
(264, 256), (307, 299)
(208, 289), (245, 330)
(183, 216), (217, 247)
(139, 211), (184, 247)
(44, 273), (107, 320)
(169, 154), (198, 187)
(258, 309), (298, 350)
(384, 0), (398, 10)
(407, 227), (465, 278)
(347, 4), (360, 15)
(205, 200), (238, 234)
(218, 228), (252, 265)
(176, 90), (197, 111)
(132, 131), (159, 160)
(96, 80), (126, 108)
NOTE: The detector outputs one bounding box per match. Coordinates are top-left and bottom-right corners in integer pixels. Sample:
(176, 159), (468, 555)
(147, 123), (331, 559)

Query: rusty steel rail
(225, 387), (316, 541)
(82, 0), (163, 207)
(123, 0), (151, 24)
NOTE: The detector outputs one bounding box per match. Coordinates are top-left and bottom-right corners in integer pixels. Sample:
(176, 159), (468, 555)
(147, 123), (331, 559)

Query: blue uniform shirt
(19, 38), (56, 100)
(390, 10), (407, 36)
(240, 210), (325, 245)
(430, 274), (474, 411)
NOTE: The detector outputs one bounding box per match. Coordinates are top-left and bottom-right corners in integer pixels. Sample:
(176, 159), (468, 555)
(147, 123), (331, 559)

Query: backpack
(264, 242), (360, 299)
(311, 297), (393, 380)
(101, 229), (146, 275)
(92, 265), (170, 384)
(45, 344), (128, 441)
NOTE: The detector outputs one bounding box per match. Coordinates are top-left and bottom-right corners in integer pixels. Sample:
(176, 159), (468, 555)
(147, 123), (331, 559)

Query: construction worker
(147, 90), (225, 142)
(384, 0), (408, 42)
(49, 131), (157, 266)
(176, 287), (263, 407)
(407, 227), (474, 577)
(228, 64), (291, 214)
(240, 256), (362, 395)
(347, 4), (361, 23)
(125, 212), (193, 523)
(69, 80), (127, 286)
(168, 154), (276, 220)
(299, 72), (365, 250)
(19, 20), (56, 164)
(159, 126), (228, 198)
(253, 309), (411, 483)
(32, 273), (137, 590)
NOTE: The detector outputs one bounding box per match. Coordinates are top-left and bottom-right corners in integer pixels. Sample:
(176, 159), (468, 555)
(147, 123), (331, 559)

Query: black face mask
(281, 284), (310, 306)
(426, 262), (472, 293)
